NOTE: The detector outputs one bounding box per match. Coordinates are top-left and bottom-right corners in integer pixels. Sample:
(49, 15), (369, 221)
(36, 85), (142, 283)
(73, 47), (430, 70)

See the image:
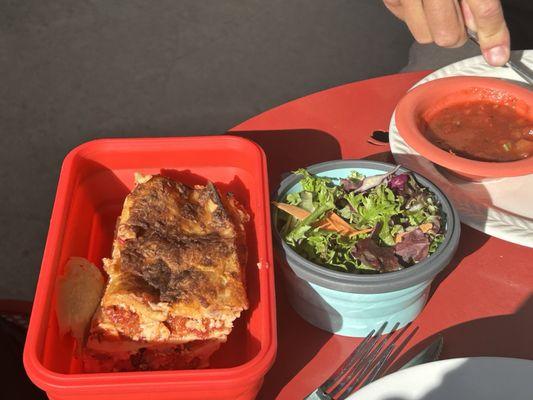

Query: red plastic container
(23, 136), (277, 400)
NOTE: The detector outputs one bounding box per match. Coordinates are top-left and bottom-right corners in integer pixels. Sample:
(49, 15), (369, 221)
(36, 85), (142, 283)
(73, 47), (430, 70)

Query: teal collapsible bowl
(273, 160), (460, 337)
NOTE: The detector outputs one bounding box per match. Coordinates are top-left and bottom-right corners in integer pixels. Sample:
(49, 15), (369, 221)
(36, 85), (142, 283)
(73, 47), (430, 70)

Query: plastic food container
(273, 160), (460, 337)
(23, 136), (276, 400)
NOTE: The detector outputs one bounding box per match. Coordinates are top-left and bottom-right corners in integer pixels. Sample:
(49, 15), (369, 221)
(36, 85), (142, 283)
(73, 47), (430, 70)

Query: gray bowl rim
(273, 159), (461, 294)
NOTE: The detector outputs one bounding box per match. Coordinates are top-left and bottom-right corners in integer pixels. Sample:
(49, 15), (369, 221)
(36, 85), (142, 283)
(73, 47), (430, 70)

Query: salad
(275, 167), (445, 273)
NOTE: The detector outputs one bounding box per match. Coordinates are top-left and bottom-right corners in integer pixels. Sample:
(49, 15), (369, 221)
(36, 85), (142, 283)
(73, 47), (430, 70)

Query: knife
(398, 335), (444, 371)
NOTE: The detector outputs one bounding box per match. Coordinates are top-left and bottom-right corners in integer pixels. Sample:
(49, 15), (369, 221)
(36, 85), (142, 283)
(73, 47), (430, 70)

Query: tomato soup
(422, 100), (533, 162)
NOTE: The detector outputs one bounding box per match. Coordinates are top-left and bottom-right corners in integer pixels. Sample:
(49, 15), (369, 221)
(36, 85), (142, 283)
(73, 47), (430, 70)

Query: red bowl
(23, 136), (276, 400)
(395, 76), (533, 180)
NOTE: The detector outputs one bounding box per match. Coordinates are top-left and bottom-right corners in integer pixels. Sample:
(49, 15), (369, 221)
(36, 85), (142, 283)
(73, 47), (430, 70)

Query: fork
(466, 29), (533, 86)
(304, 322), (414, 400)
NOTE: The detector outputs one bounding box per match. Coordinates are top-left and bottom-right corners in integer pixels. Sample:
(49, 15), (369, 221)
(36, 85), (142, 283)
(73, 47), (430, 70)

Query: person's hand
(383, 0), (510, 66)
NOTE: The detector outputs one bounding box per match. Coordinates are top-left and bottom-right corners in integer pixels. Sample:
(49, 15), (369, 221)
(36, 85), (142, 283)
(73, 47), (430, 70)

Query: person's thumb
(463, 0), (510, 66)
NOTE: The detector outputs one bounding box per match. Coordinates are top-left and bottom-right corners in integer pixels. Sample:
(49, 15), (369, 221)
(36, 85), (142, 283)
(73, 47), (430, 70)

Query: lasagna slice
(85, 174), (249, 372)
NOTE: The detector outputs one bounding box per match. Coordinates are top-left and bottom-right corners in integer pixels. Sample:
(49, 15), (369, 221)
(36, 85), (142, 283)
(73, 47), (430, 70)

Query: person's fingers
(424, 0), (466, 48)
(452, 0), (468, 45)
(402, 0), (433, 44)
(465, 0), (510, 66)
(461, 0), (477, 31)
(383, 0), (404, 20)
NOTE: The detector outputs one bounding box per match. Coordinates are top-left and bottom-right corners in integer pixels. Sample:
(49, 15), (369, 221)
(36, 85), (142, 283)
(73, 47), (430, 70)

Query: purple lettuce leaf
(340, 178), (363, 192)
(388, 173), (409, 192)
(351, 238), (401, 272)
(394, 228), (430, 263)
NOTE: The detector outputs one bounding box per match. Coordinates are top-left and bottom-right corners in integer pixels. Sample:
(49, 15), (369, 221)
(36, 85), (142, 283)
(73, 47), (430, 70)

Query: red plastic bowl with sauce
(395, 76), (533, 180)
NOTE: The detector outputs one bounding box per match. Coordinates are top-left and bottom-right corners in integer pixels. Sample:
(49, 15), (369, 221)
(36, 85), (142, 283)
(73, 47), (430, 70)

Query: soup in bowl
(395, 76), (533, 180)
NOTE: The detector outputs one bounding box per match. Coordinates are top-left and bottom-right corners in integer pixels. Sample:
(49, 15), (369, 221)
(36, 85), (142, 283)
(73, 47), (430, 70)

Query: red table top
(230, 71), (533, 400)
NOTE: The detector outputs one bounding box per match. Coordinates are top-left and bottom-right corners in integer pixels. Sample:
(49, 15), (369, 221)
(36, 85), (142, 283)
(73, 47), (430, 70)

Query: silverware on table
(304, 321), (431, 400)
(466, 29), (533, 86)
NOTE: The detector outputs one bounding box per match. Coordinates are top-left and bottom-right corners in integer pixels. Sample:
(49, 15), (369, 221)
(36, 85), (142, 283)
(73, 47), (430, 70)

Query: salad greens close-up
(275, 167), (445, 274)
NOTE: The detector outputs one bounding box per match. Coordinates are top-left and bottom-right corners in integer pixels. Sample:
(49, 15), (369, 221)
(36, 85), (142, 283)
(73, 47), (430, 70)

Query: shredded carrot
(395, 232), (406, 244)
(274, 202), (372, 237)
(419, 223), (433, 233)
(272, 202), (310, 220)
(314, 212), (372, 237)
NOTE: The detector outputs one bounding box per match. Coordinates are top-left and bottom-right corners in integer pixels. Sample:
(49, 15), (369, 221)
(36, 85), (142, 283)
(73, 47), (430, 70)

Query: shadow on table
(257, 247), (338, 400)
(428, 224), (490, 302)
(378, 298), (533, 400)
(229, 129), (342, 192)
(387, 294), (533, 379)
(362, 150), (396, 164)
(256, 260), (333, 400)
